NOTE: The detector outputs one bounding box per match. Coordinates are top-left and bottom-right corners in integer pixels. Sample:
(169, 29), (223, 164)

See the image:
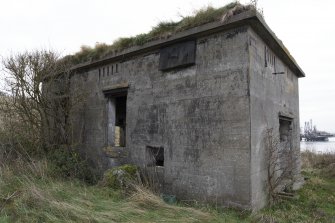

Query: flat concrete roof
(72, 9), (305, 78)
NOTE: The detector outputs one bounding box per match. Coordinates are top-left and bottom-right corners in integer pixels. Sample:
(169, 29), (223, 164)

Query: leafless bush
(264, 128), (298, 203)
(0, 50), (86, 155)
(0, 50), (94, 182)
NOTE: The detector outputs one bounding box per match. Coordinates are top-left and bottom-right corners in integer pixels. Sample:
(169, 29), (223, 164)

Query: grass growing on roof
(176, 2), (237, 32)
(65, 2), (249, 65)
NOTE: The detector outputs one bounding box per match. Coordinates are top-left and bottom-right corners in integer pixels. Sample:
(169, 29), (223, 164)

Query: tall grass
(301, 151), (335, 168)
(1, 152), (335, 222)
(0, 158), (215, 222)
(301, 151), (335, 177)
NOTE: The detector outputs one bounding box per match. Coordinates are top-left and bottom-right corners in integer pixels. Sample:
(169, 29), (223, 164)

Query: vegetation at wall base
(0, 49), (333, 221)
(0, 152), (334, 223)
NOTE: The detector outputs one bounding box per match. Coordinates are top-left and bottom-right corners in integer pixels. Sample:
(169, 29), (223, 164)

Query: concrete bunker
(54, 4), (305, 210)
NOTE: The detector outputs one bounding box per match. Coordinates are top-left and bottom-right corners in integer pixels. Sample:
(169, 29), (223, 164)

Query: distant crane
(301, 120), (334, 141)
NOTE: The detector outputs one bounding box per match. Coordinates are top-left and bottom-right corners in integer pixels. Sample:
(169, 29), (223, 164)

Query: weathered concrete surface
(248, 28), (302, 210)
(69, 27), (252, 208)
(63, 11), (304, 210)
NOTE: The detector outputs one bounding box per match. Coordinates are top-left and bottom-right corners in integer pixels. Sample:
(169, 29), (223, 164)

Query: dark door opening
(115, 96), (126, 147)
(105, 88), (127, 147)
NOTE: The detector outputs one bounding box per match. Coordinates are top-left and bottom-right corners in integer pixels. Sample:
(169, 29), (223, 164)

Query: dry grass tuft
(128, 184), (166, 209)
(302, 151), (335, 177)
(0, 159), (216, 222)
(2, 151), (334, 222)
(301, 151), (335, 168)
(128, 185), (213, 223)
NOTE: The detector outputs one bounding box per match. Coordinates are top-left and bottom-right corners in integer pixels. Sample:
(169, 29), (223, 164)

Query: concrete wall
(66, 23), (302, 210)
(69, 26), (252, 208)
(69, 69), (111, 173)
(248, 28), (301, 209)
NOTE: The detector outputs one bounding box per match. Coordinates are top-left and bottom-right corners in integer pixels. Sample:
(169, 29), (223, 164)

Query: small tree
(0, 50), (82, 155)
(0, 50), (95, 181)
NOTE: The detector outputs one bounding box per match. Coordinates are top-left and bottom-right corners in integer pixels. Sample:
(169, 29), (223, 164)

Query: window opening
(265, 45), (276, 69)
(279, 117), (292, 149)
(147, 146), (164, 167)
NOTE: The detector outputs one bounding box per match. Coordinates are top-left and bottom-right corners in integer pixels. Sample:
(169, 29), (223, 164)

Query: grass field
(0, 152), (334, 223)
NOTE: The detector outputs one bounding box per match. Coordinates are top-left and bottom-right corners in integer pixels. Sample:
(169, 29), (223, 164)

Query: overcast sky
(1, 0), (334, 132)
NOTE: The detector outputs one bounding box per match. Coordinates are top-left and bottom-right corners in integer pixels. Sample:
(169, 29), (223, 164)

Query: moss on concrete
(103, 164), (138, 189)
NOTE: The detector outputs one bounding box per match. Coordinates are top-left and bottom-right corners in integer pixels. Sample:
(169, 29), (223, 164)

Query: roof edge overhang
(71, 10), (305, 78)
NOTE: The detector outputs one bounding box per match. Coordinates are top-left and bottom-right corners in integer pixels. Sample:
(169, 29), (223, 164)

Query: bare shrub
(0, 50), (94, 182)
(0, 50), (89, 149)
(1, 51), (67, 151)
(264, 128), (298, 203)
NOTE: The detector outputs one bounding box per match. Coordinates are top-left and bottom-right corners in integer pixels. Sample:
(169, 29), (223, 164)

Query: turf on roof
(64, 2), (253, 65)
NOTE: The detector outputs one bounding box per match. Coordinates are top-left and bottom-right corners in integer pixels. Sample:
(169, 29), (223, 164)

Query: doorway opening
(105, 88), (127, 147)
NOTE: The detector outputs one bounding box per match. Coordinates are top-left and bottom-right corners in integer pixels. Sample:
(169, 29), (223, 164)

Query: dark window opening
(115, 64), (119, 73)
(279, 117), (292, 143)
(147, 146), (164, 167)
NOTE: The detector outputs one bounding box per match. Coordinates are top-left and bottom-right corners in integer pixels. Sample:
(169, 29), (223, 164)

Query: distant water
(301, 137), (335, 153)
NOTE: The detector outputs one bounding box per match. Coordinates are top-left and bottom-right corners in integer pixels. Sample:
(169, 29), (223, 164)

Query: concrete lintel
(102, 82), (129, 96)
(278, 111), (295, 119)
